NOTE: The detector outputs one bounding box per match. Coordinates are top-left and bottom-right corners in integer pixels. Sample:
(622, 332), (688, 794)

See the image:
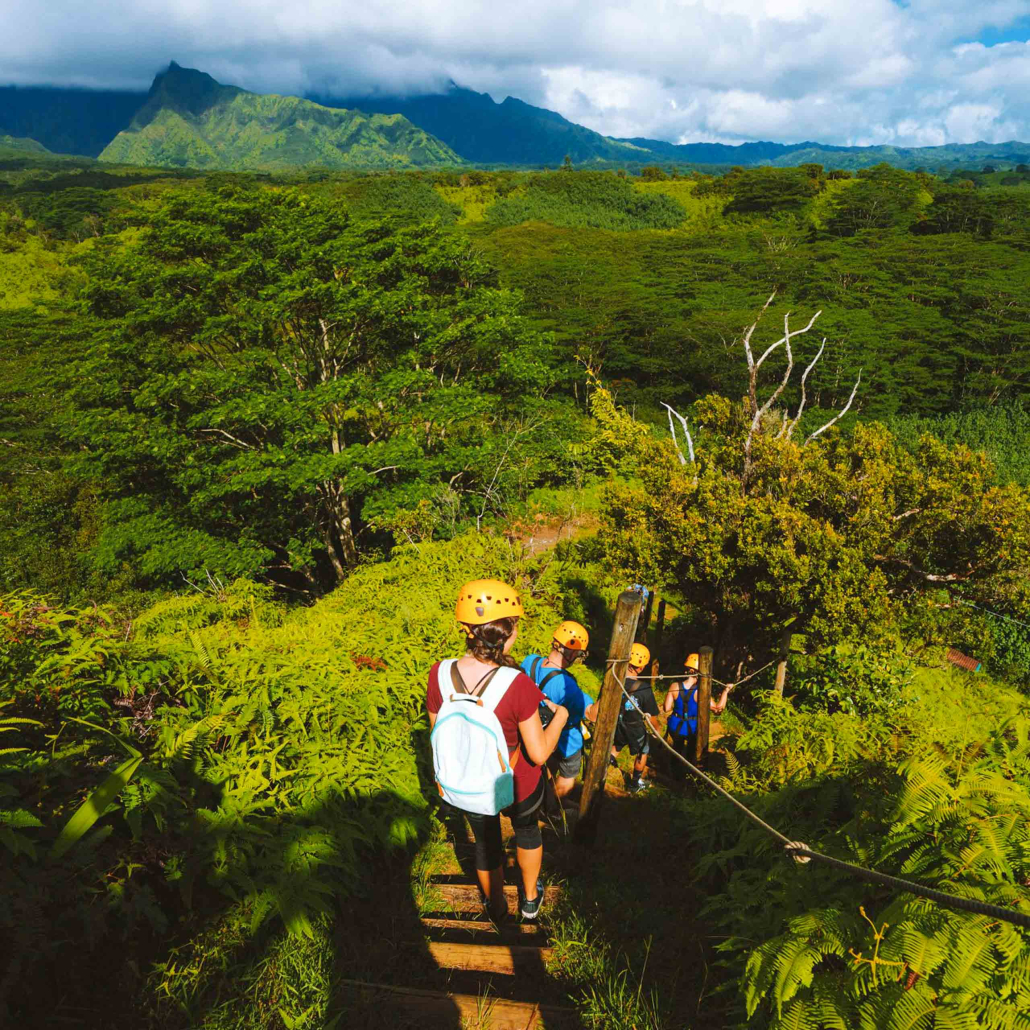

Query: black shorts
(550, 749), (582, 779)
(614, 721), (649, 757)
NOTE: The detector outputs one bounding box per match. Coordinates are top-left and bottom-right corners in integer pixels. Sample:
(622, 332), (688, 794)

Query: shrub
(0, 533), (575, 1023)
(788, 643), (914, 716)
(485, 171), (686, 230)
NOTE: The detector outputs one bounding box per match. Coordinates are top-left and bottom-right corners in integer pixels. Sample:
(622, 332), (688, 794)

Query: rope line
(633, 658), (778, 689)
(960, 601), (1030, 632)
(604, 658), (1030, 931)
(784, 848), (1030, 928)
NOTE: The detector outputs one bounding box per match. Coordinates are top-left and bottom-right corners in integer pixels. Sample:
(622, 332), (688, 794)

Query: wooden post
(694, 646), (714, 768)
(653, 597), (666, 661)
(638, 589), (655, 643)
(576, 590), (643, 844)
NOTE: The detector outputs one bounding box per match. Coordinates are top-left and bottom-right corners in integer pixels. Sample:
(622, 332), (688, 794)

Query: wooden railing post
(694, 646), (714, 768)
(638, 588), (655, 643)
(576, 590), (642, 844)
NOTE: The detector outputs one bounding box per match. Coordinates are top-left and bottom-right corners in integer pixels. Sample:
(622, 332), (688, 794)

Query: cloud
(2, 0), (1030, 145)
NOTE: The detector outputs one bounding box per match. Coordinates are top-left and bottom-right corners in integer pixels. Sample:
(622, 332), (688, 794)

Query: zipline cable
(607, 659), (1030, 931)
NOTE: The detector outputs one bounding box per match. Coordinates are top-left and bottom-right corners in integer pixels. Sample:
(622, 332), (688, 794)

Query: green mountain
(315, 84), (649, 165)
(11, 63), (1030, 173)
(0, 86), (147, 157)
(0, 135), (52, 157)
(99, 63), (460, 170)
(762, 141), (1030, 171)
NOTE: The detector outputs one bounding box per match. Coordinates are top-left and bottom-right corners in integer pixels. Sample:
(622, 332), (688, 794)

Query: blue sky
(3, 0), (1030, 146)
(976, 15), (1030, 44)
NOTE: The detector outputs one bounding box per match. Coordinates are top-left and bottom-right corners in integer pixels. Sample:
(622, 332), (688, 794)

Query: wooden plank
(427, 941), (554, 975)
(577, 589), (642, 844)
(434, 883), (562, 913)
(337, 979), (575, 1030)
(420, 915), (545, 937)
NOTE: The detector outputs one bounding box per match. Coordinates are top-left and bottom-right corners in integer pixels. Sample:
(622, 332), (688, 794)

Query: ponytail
(464, 617), (519, 669)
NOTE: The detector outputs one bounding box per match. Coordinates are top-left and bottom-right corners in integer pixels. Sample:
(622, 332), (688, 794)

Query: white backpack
(431, 659), (520, 816)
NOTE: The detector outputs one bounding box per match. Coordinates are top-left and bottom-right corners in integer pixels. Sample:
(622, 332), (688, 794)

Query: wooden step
(434, 882), (562, 914)
(421, 913), (547, 939)
(337, 979), (575, 1030)
(427, 941), (554, 976)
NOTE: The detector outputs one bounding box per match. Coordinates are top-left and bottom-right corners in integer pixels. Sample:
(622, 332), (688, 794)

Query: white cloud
(2, 0), (1030, 145)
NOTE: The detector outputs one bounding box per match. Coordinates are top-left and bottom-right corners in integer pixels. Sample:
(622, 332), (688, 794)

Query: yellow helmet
(455, 579), (524, 627)
(684, 653), (699, 672)
(629, 643), (650, 668)
(553, 620), (589, 652)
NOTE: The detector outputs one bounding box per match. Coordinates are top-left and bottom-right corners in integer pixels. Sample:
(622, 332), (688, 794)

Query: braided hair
(464, 616), (520, 669)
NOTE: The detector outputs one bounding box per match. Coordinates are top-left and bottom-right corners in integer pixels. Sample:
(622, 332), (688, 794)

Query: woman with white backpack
(427, 579), (568, 924)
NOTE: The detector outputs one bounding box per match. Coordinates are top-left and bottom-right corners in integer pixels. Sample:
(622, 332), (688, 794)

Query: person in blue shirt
(521, 620), (596, 799)
(664, 652), (730, 780)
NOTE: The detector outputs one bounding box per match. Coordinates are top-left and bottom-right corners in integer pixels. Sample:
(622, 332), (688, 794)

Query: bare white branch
(805, 369), (862, 445)
(781, 338), (825, 440)
(661, 402), (695, 466)
(741, 291), (777, 416)
(196, 427), (255, 449)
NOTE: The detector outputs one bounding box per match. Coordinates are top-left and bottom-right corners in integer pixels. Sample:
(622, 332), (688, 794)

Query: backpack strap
(538, 668), (564, 691)
(528, 655), (565, 694)
(478, 666), (520, 712)
(448, 661), (499, 701)
(479, 667), (521, 770)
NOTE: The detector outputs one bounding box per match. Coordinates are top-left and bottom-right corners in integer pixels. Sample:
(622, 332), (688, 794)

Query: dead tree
(660, 291), (862, 488)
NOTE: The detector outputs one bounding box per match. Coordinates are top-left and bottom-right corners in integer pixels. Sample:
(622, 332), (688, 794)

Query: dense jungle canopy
(2, 157), (1030, 1029)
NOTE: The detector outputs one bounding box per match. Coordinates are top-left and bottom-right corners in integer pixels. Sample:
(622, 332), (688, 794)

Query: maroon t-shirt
(427, 660), (545, 803)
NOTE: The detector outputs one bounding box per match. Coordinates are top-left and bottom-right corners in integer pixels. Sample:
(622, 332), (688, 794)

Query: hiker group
(426, 577), (728, 926)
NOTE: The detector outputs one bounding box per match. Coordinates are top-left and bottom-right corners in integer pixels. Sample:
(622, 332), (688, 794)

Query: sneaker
(519, 878), (545, 921)
(629, 778), (652, 794)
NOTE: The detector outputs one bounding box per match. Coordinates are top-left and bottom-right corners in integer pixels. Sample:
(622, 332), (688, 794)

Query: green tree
(825, 163), (924, 236)
(723, 168), (820, 215)
(590, 314), (1030, 675)
(66, 185), (556, 592)
(913, 183), (994, 236)
(639, 164), (668, 181)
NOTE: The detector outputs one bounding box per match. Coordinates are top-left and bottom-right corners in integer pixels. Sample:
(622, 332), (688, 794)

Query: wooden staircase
(344, 821), (578, 1029)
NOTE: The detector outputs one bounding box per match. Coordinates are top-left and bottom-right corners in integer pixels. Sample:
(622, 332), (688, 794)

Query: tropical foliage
(591, 379), (1030, 675)
(2, 156), (1030, 1030)
(0, 534), (591, 1025)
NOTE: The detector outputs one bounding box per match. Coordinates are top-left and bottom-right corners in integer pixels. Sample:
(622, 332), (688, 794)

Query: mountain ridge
(6, 65), (1030, 171)
(98, 63), (460, 171)
(312, 83), (645, 165)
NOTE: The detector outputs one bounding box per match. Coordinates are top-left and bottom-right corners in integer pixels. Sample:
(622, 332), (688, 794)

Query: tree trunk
(774, 623), (793, 696)
(320, 426), (358, 583)
(320, 480), (358, 583)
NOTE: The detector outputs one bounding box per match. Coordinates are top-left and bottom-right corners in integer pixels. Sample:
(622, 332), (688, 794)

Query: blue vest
(668, 682), (698, 737)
